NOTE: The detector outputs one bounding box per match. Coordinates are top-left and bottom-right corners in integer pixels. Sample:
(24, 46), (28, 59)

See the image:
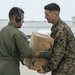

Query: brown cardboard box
(24, 32), (54, 70)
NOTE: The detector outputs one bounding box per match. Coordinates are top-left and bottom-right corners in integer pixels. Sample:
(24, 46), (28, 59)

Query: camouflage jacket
(42, 19), (75, 72)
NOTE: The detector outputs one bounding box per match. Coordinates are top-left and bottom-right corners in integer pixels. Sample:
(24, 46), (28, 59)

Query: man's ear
(53, 14), (56, 17)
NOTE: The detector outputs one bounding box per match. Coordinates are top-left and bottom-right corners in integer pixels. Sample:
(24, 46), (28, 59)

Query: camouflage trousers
(52, 57), (75, 75)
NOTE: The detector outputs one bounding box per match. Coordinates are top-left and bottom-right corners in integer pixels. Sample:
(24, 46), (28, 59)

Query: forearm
(42, 49), (64, 72)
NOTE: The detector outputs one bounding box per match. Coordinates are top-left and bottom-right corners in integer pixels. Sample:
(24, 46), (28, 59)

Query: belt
(0, 57), (19, 61)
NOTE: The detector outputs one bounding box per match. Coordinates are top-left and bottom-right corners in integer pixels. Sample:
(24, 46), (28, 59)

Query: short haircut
(9, 7), (24, 20)
(44, 3), (60, 12)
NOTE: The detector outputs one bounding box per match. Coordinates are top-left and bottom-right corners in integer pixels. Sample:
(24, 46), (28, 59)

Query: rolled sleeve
(40, 51), (52, 59)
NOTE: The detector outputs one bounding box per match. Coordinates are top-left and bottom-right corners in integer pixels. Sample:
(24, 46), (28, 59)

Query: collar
(8, 22), (18, 28)
(51, 19), (62, 30)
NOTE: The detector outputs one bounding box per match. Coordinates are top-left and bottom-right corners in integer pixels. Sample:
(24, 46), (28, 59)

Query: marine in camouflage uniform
(42, 19), (75, 75)
(37, 3), (75, 75)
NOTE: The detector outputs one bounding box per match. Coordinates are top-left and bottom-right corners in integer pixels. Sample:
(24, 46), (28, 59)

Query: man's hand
(36, 67), (46, 74)
(34, 51), (40, 57)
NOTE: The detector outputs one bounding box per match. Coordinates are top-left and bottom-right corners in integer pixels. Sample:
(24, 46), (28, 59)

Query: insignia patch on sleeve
(21, 32), (26, 38)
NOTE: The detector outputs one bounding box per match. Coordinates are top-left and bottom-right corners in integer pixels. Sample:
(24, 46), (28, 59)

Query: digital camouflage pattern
(42, 19), (75, 75)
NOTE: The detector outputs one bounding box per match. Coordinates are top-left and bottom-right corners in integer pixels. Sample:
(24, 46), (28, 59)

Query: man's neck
(52, 17), (59, 25)
(10, 21), (18, 28)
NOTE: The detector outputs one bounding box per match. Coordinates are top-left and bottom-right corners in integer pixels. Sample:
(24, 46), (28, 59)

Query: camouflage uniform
(0, 22), (35, 75)
(42, 19), (75, 75)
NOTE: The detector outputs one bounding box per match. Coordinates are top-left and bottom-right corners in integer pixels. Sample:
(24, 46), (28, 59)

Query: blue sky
(0, 0), (75, 21)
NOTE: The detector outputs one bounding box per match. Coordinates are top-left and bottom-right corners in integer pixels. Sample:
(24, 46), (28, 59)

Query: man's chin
(48, 21), (50, 23)
(18, 26), (21, 28)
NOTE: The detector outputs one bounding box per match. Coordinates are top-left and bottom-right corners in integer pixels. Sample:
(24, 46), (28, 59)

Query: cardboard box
(24, 32), (54, 70)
